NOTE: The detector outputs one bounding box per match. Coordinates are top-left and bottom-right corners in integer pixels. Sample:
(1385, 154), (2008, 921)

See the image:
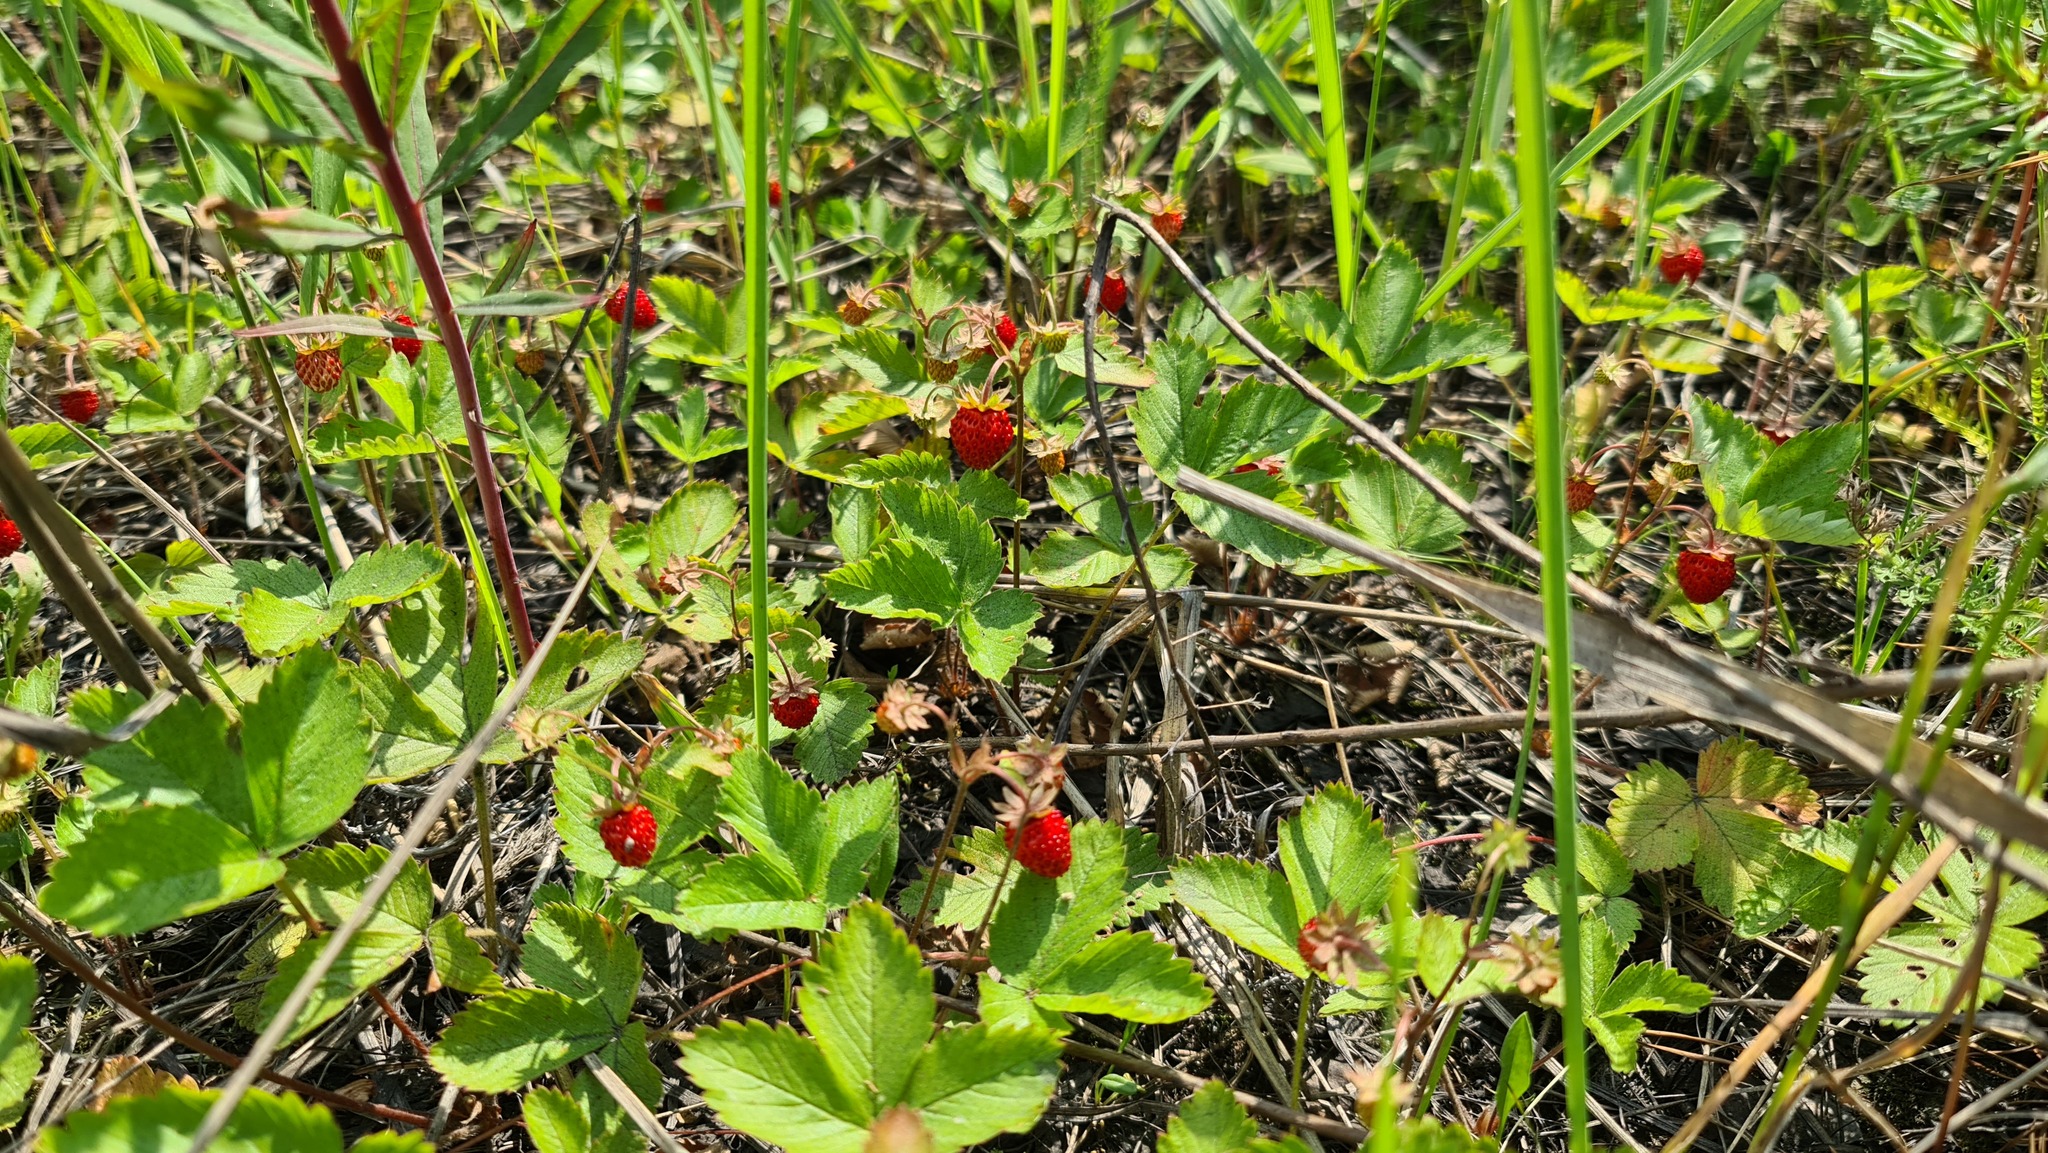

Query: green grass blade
(1047, 0), (1067, 183)
(1304, 0), (1353, 305)
(1505, 0), (1588, 1149)
(1178, 0), (1323, 164)
(1423, 0), (1788, 314)
(744, 0), (772, 744)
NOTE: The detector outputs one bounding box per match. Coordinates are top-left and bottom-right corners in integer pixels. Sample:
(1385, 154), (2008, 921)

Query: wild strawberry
(950, 397), (1016, 471)
(1099, 271), (1128, 313)
(771, 671), (821, 729)
(57, 387), (101, 424)
(606, 285), (658, 328)
(599, 803), (658, 868)
(993, 314), (1019, 349)
(925, 356), (958, 383)
(295, 343), (344, 393)
(1004, 810), (1073, 878)
(1296, 917), (1323, 968)
(1758, 421), (1794, 446)
(768, 179), (784, 209)
(1232, 457), (1284, 477)
(1, 741), (34, 782)
(1676, 545), (1737, 604)
(386, 313), (424, 363)
(1566, 472), (1597, 515)
(0, 517), (22, 559)
(839, 285), (883, 327)
(1144, 191), (1187, 244)
(1659, 241), (1705, 286)
(515, 347), (546, 377)
(642, 189), (667, 213)
(1295, 902), (1379, 982)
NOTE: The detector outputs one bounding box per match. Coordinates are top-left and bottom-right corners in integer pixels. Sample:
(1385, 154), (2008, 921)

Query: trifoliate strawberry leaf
(878, 480), (1002, 600)
(1337, 432), (1476, 557)
(37, 1085), (362, 1153)
(1686, 395), (1770, 528)
(1158, 1081), (1313, 1153)
(1689, 396), (1860, 546)
(156, 544), (446, 656)
(39, 804), (284, 936)
(988, 820), (1131, 982)
(241, 647), (372, 852)
(1857, 838), (2048, 1023)
(683, 903), (1061, 1153)
(551, 735), (723, 883)
(523, 904), (641, 1019)
(824, 537), (966, 624)
(1172, 854), (1307, 976)
(1277, 785), (1395, 925)
(429, 987), (618, 1092)
(256, 845), (433, 1042)
(1607, 736), (1817, 930)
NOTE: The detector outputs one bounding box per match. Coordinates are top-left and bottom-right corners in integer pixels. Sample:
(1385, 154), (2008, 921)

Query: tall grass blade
(1505, 0), (1589, 1147)
(744, 0), (773, 744)
(1047, 0), (1068, 183)
(1305, 0), (1353, 305)
(1178, 0), (1323, 164)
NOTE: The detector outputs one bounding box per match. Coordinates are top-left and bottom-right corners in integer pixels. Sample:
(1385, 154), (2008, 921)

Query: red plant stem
(303, 0), (536, 659)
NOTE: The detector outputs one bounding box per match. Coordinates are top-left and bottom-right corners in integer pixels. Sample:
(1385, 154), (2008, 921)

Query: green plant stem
(1628, 0), (1668, 282)
(744, 0), (773, 745)
(1289, 979), (1312, 1109)
(1506, 0), (1589, 1149)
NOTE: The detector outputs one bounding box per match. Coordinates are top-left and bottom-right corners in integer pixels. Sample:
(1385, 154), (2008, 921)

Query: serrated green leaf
(989, 821), (1132, 983)
(1686, 395), (1772, 530)
(1277, 785), (1394, 925)
(428, 914), (504, 994)
(37, 1085), (348, 1153)
(824, 538), (965, 624)
(650, 481), (740, 565)
(959, 588), (1040, 680)
(39, 806), (285, 935)
(904, 1023), (1062, 1149)
(524, 904), (640, 1020)
(804, 902), (933, 1107)
(681, 1019), (874, 1153)
(241, 648), (371, 853)
(795, 679), (877, 783)
(429, 987), (618, 1092)
(1172, 855), (1306, 975)
(483, 630), (645, 762)
(1338, 431), (1475, 556)
(1159, 1080), (1314, 1153)
(1026, 930), (1213, 1022)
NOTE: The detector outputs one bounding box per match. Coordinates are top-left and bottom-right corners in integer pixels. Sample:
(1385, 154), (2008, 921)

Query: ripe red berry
(642, 189), (667, 213)
(771, 688), (820, 729)
(1099, 271), (1128, 313)
(1758, 423), (1792, 446)
(993, 315), (1019, 349)
(1232, 458), (1284, 477)
(1659, 242), (1705, 286)
(606, 285), (658, 328)
(1676, 547), (1736, 604)
(57, 387), (101, 424)
(1566, 474), (1597, 515)
(1296, 917), (1322, 968)
(295, 344), (344, 393)
(1004, 810), (1073, 878)
(950, 401), (1016, 471)
(386, 313), (424, 364)
(1153, 210), (1185, 244)
(768, 179), (784, 209)
(0, 518), (22, 559)
(599, 803), (659, 868)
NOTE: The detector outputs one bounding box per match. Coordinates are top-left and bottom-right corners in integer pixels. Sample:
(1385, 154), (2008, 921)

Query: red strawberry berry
(0, 517), (22, 559)
(1296, 917), (1322, 968)
(1659, 242), (1705, 286)
(386, 313), (424, 364)
(1153, 210), (1185, 244)
(295, 344), (344, 392)
(1232, 457), (1284, 477)
(768, 179), (784, 209)
(599, 803), (659, 868)
(57, 387), (101, 424)
(1758, 423), (1792, 446)
(993, 314), (1019, 349)
(950, 399), (1016, 471)
(1099, 271), (1128, 313)
(1566, 473), (1597, 515)
(1004, 810), (1073, 878)
(1676, 546), (1736, 604)
(771, 688), (820, 729)
(606, 285), (658, 328)
(642, 189), (667, 213)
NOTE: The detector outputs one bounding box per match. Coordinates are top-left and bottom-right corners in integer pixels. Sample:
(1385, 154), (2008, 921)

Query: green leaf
(878, 481), (1001, 601)
(38, 1085), (349, 1153)
(989, 821), (1133, 983)
(1555, 271), (1669, 324)
(1172, 856), (1306, 975)
(1685, 395), (1772, 529)
(1159, 1081), (1311, 1153)
(1277, 785), (1394, 924)
(1355, 243), (1424, 373)
(241, 647), (371, 853)
(1024, 930), (1213, 1022)
(429, 988), (618, 1092)
(40, 805), (285, 935)
(824, 538), (964, 624)
(681, 1019), (875, 1153)
(904, 1024), (1062, 1150)
(483, 630), (646, 762)
(1651, 173), (1725, 220)
(426, 0), (632, 193)
(959, 588), (1041, 680)
(552, 735), (723, 881)
(1607, 736), (1816, 928)
(524, 904), (641, 1020)
(1338, 432), (1475, 556)
(0, 955), (36, 1127)
(795, 679), (877, 784)
(804, 902), (933, 1107)
(428, 914), (504, 994)
(455, 290), (596, 318)
(650, 482), (740, 566)
(1495, 1013), (1535, 1121)
(526, 1075), (642, 1153)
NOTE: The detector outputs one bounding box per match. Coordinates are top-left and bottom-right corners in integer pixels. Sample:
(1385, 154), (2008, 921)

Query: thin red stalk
(304, 0), (536, 658)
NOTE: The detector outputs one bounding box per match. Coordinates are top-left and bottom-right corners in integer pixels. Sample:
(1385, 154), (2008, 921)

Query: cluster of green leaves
(1687, 396), (1861, 548)
(35, 1084), (425, 1153)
